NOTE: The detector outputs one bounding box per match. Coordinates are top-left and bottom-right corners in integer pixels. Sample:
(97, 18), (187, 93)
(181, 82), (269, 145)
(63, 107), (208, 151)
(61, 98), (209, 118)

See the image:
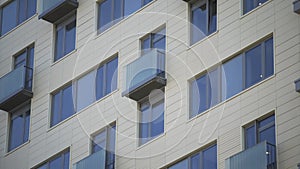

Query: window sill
(188, 30), (219, 49)
(136, 132), (166, 150)
(241, 0), (273, 19)
(94, 0), (157, 40)
(51, 49), (77, 67)
(5, 140), (30, 157)
(0, 14), (38, 39)
(187, 74), (275, 122)
(47, 89), (119, 132)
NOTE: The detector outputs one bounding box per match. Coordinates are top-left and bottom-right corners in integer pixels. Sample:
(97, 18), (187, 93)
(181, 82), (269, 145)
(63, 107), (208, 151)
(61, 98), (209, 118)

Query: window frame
(54, 13), (77, 62)
(189, 36), (274, 118)
(138, 89), (165, 146)
(91, 122), (116, 169)
(189, 0), (217, 45)
(33, 149), (70, 169)
(97, 0), (152, 33)
(8, 102), (31, 152)
(0, 0), (36, 36)
(50, 84), (75, 127)
(167, 143), (217, 169)
(244, 114), (276, 149)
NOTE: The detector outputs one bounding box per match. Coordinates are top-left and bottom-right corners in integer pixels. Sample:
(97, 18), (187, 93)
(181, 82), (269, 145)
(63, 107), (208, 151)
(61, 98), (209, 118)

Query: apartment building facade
(0, 0), (299, 169)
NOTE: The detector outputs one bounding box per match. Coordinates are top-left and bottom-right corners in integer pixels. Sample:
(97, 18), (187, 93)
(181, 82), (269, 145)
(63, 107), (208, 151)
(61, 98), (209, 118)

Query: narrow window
(51, 85), (75, 127)
(92, 123), (116, 169)
(8, 104), (30, 151)
(190, 0), (217, 44)
(139, 91), (164, 145)
(54, 14), (76, 62)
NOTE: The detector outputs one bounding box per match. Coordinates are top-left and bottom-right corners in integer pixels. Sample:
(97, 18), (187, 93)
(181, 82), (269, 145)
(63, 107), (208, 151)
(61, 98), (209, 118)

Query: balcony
(73, 150), (105, 169)
(38, 0), (78, 23)
(295, 78), (300, 93)
(0, 66), (33, 112)
(225, 141), (277, 169)
(122, 49), (166, 101)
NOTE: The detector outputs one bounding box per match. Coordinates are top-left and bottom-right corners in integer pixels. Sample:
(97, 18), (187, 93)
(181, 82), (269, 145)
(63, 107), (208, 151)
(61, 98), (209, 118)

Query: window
(168, 144), (217, 169)
(8, 103), (30, 151)
(141, 28), (166, 52)
(97, 0), (152, 32)
(243, 0), (268, 14)
(35, 150), (70, 169)
(0, 0), (36, 36)
(76, 56), (118, 112)
(54, 14), (76, 62)
(190, 0), (217, 44)
(139, 90), (164, 145)
(190, 37), (273, 118)
(92, 123), (116, 169)
(14, 45), (34, 90)
(51, 85), (75, 127)
(244, 114), (275, 149)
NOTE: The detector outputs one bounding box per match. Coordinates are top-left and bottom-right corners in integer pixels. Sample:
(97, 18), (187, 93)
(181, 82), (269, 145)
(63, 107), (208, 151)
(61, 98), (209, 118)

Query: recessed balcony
(0, 66), (33, 112)
(38, 0), (78, 23)
(225, 141), (277, 169)
(122, 49), (166, 101)
(73, 150), (105, 169)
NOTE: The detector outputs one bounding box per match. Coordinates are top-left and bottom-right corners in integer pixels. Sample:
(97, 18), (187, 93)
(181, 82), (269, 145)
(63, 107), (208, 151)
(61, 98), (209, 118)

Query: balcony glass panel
(123, 49), (165, 98)
(73, 150), (106, 169)
(225, 141), (276, 169)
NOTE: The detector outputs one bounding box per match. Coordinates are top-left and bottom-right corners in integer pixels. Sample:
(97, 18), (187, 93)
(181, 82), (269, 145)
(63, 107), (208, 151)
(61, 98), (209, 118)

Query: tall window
(190, 37), (273, 118)
(243, 0), (268, 14)
(76, 56), (118, 112)
(97, 0), (152, 32)
(139, 92), (164, 145)
(14, 45), (34, 90)
(244, 114), (275, 149)
(8, 103), (30, 151)
(92, 123), (116, 169)
(0, 0), (36, 36)
(168, 144), (217, 169)
(51, 84), (75, 127)
(35, 150), (70, 169)
(54, 14), (76, 62)
(190, 0), (217, 44)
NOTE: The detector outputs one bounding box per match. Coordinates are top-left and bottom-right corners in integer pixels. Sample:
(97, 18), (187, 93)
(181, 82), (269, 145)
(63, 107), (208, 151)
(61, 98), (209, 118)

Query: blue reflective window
(245, 125), (256, 149)
(203, 144), (217, 169)
(9, 105), (30, 151)
(243, 0), (268, 14)
(92, 123), (116, 169)
(55, 15), (76, 61)
(244, 115), (275, 149)
(77, 71), (96, 112)
(139, 94), (164, 145)
(0, 0), (36, 36)
(191, 0), (217, 44)
(190, 37), (274, 118)
(51, 85), (75, 127)
(98, 0), (152, 32)
(222, 55), (243, 99)
(168, 144), (217, 169)
(36, 151), (69, 169)
(141, 28), (166, 54)
(246, 44), (262, 88)
(96, 56), (118, 100)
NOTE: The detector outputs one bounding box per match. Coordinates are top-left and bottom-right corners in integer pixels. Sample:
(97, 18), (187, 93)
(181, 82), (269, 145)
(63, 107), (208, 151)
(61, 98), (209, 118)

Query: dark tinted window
(203, 144), (217, 169)
(265, 38), (274, 78)
(243, 0), (269, 14)
(245, 125), (256, 149)
(246, 44), (262, 88)
(36, 151), (69, 169)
